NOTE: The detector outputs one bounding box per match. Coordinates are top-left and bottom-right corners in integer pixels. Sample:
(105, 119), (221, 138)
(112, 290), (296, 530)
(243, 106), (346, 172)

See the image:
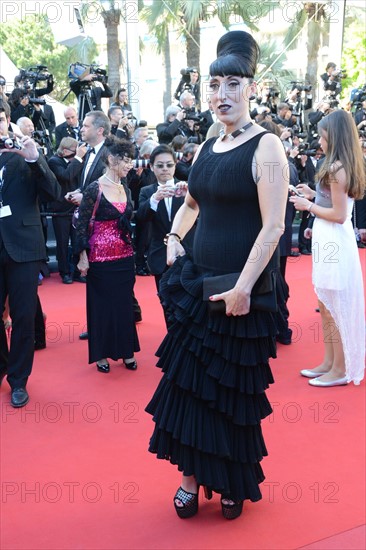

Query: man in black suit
(55, 107), (81, 149)
(66, 110), (111, 207)
(136, 145), (195, 298)
(0, 100), (61, 407)
(48, 137), (87, 284)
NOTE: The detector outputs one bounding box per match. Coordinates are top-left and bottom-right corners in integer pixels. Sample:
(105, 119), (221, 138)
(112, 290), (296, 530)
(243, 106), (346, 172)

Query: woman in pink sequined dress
(76, 137), (140, 373)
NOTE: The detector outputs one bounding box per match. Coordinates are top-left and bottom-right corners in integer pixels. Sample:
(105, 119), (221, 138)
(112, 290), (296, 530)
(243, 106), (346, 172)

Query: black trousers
(52, 214), (75, 277)
(0, 247), (40, 389)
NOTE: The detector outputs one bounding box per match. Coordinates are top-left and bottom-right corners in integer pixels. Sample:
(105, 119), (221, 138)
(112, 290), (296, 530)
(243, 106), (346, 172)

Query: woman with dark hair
(76, 136), (140, 373)
(291, 110), (365, 386)
(111, 88), (133, 115)
(146, 31), (288, 519)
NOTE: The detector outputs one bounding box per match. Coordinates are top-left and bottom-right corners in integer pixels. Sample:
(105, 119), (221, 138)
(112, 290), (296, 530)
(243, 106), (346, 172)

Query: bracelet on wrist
(307, 201), (314, 212)
(163, 233), (181, 246)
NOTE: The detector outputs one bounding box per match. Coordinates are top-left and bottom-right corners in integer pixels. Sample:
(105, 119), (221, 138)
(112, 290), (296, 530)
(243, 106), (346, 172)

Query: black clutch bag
(203, 270), (277, 315)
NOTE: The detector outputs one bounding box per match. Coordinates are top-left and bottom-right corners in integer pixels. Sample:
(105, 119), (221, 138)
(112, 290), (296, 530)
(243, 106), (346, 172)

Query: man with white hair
(55, 106), (81, 148)
(16, 116), (34, 137)
(156, 105), (194, 145)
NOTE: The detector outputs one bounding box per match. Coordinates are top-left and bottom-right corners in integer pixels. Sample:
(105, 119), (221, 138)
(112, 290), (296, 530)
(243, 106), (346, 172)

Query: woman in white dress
(290, 109), (365, 386)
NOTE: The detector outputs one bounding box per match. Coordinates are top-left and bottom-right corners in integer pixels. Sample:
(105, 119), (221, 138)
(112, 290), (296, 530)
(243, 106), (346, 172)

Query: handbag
(203, 269), (277, 315)
(87, 185), (103, 236)
(72, 185), (103, 234)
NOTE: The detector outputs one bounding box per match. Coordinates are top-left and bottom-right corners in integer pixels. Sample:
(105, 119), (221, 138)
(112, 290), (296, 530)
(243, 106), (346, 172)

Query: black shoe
(289, 250), (300, 257)
(96, 361), (110, 373)
(11, 387), (29, 408)
(79, 331), (89, 340)
(276, 335), (292, 345)
(124, 359), (137, 370)
(221, 497), (243, 520)
(357, 241), (366, 248)
(300, 249), (312, 255)
(0, 369), (7, 386)
(73, 275), (87, 283)
(34, 341), (46, 350)
(62, 274), (73, 284)
(136, 267), (149, 276)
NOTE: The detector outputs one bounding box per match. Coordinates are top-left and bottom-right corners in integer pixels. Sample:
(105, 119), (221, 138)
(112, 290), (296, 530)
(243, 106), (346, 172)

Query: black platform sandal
(123, 359), (137, 370)
(221, 497), (243, 520)
(174, 486), (212, 519)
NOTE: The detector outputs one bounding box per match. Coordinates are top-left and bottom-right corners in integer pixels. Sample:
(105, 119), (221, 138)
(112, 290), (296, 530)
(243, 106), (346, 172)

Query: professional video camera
(68, 63), (108, 85)
(291, 81), (312, 93)
(18, 66), (52, 88)
(332, 68), (347, 81)
(183, 107), (203, 123)
(351, 85), (366, 109)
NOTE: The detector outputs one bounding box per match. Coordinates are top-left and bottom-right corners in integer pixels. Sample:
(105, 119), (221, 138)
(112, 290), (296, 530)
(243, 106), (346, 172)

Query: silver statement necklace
(219, 121), (254, 141)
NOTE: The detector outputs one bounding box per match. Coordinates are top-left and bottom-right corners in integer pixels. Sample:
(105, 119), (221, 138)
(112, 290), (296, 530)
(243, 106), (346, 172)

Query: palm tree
(80, 0), (123, 93)
(141, 1), (279, 112)
(283, 2), (329, 90)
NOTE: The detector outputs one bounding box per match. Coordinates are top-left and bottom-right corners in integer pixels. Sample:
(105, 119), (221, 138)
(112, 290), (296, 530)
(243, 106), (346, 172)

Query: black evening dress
(146, 133), (278, 502)
(75, 181), (140, 363)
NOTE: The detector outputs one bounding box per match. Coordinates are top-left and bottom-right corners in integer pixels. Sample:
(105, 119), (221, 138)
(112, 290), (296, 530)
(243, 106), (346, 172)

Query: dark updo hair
(102, 135), (135, 165)
(209, 31), (259, 79)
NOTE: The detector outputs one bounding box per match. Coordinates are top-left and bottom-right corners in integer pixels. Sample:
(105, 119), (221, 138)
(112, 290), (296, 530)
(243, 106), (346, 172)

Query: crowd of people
(0, 30), (365, 522)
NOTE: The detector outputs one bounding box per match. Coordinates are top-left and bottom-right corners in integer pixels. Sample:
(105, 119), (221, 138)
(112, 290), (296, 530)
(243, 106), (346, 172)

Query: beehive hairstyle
(209, 30), (260, 79)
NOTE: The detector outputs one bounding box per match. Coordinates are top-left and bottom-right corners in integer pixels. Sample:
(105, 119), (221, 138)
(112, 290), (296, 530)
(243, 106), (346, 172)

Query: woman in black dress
(146, 31), (288, 519)
(76, 137), (140, 373)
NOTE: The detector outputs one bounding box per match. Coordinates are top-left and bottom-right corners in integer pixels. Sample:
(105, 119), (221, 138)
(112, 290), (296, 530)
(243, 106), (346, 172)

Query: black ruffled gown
(146, 133), (278, 502)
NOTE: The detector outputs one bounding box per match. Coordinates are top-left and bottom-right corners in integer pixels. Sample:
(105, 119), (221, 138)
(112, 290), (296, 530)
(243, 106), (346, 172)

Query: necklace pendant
(227, 133), (235, 141)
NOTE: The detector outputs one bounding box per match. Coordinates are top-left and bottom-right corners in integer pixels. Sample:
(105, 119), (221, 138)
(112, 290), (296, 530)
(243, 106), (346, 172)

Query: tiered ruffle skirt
(146, 256), (277, 501)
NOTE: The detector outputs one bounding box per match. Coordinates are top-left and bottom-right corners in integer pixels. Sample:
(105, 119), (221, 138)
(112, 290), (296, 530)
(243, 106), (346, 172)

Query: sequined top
(89, 202), (134, 262)
(75, 180), (134, 262)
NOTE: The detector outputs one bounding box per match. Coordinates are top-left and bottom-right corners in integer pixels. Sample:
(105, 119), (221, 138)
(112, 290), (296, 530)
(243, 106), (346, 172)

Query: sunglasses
(154, 163), (175, 169)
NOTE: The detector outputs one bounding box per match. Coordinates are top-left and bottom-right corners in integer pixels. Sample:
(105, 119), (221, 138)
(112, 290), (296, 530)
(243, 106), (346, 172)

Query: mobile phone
(289, 184), (304, 197)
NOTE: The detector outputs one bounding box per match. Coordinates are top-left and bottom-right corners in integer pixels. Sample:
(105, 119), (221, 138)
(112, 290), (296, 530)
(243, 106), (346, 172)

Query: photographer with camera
(308, 100), (333, 142)
(108, 105), (136, 141)
(273, 102), (297, 128)
(69, 63), (113, 123)
(48, 137), (87, 284)
(174, 68), (200, 109)
(14, 66), (54, 97)
(156, 103), (196, 145)
(320, 62), (344, 95)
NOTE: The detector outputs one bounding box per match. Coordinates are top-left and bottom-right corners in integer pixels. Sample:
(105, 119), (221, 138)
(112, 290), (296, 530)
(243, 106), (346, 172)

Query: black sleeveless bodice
(189, 132), (271, 273)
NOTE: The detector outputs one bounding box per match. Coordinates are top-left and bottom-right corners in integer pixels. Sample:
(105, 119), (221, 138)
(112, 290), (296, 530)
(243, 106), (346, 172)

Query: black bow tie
(87, 147), (95, 154)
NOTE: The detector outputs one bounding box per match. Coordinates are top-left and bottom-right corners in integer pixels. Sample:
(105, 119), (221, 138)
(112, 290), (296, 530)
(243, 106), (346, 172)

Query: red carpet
(1, 253), (365, 550)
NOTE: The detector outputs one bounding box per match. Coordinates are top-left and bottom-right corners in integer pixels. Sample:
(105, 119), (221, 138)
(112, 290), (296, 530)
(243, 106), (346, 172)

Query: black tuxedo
(0, 152), (61, 389)
(136, 183), (195, 276)
(80, 144), (107, 190)
(55, 122), (81, 149)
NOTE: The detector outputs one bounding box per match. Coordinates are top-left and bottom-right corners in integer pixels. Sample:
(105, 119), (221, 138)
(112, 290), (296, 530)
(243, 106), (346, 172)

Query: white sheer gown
(312, 188), (365, 385)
